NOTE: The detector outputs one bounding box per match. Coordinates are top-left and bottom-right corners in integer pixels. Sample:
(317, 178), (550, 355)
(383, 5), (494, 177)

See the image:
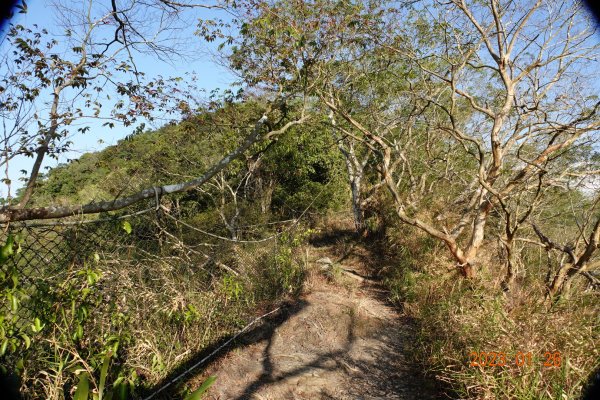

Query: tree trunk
(501, 240), (516, 291)
(547, 264), (570, 298)
(350, 175), (363, 233)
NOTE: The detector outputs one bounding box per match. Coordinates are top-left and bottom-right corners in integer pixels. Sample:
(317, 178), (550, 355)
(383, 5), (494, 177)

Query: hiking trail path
(190, 231), (442, 400)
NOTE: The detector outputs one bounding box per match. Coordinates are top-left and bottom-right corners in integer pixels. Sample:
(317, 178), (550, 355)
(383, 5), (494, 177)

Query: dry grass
(15, 226), (309, 399)
(382, 225), (600, 400)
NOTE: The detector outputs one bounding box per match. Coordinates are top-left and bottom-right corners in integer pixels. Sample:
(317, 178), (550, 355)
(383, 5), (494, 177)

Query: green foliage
(121, 221), (132, 235)
(0, 223), (138, 397)
(0, 235), (16, 264)
(72, 350), (135, 400)
(0, 234), (28, 361)
(30, 101), (346, 225)
(264, 125), (346, 217)
(184, 376), (217, 400)
(253, 230), (310, 300)
(222, 274), (243, 301)
(73, 373), (90, 400)
(1, 189), (315, 398)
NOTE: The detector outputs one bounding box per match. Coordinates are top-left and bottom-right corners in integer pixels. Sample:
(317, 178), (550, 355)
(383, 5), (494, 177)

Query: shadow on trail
(227, 296), (442, 400)
(310, 227), (385, 279)
(308, 228), (357, 248)
(233, 308), (358, 400)
(305, 227), (449, 399)
(149, 227), (447, 399)
(142, 300), (308, 400)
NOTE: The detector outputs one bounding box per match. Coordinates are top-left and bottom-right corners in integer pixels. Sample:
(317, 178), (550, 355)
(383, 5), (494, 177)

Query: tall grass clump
(1, 214), (311, 399)
(380, 221), (599, 400)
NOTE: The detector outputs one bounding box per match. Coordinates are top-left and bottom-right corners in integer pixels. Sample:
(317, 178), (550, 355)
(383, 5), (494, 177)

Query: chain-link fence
(0, 198), (305, 398)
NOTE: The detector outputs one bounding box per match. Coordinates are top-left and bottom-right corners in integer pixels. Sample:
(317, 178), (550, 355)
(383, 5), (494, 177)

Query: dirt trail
(194, 232), (441, 400)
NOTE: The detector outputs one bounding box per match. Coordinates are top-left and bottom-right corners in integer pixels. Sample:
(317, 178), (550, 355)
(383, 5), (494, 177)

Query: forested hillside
(1, 0), (599, 399)
(28, 101), (346, 219)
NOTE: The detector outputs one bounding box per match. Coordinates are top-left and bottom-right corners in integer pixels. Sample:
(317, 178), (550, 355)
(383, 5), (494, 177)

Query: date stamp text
(468, 351), (562, 368)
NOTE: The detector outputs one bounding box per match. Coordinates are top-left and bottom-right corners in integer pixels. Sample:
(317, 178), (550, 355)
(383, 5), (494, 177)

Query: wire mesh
(0, 198), (291, 393)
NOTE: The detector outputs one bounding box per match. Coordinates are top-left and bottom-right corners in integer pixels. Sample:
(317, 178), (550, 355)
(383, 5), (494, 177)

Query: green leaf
(184, 376), (216, 400)
(21, 333), (30, 349)
(0, 235), (15, 264)
(0, 339), (8, 356)
(112, 380), (129, 400)
(98, 351), (113, 400)
(9, 293), (18, 312)
(121, 221), (132, 235)
(74, 324), (83, 340)
(33, 317), (42, 331)
(74, 373), (90, 400)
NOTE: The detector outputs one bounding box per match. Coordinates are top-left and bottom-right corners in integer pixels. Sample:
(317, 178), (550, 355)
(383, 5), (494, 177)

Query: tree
(0, 0), (309, 222)
(228, 0), (404, 232)
(231, 0), (600, 285)
(388, 0), (600, 279)
(532, 194), (600, 297)
(1, 0), (191, 207)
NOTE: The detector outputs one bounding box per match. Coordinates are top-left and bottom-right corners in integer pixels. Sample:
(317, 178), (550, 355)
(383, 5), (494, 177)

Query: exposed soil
(188, 230), (443, 400)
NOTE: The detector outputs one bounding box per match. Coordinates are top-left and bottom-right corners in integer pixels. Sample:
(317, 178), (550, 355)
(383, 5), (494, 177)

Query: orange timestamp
(468, 351), (562, 368)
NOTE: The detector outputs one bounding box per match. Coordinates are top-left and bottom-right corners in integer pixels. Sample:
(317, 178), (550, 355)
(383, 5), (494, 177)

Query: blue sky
(0, 0), (236, 198)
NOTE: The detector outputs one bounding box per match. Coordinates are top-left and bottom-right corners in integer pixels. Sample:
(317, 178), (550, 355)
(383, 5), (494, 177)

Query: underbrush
(382, 225), (600, 400)
(1, 219), (310, 399)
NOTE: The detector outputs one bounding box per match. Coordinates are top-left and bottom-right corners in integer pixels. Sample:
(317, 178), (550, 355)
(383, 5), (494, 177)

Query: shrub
(381, 223), (600, 400)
